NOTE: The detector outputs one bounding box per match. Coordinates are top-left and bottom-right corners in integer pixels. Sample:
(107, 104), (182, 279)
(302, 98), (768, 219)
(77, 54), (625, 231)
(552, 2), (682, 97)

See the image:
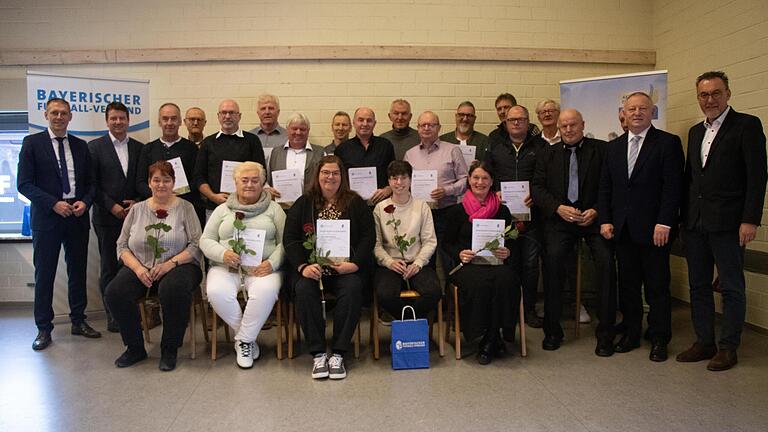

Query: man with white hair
(266, 112), (324, 200)
(535, 99), (561, 145)
(249, 93), (286, 165)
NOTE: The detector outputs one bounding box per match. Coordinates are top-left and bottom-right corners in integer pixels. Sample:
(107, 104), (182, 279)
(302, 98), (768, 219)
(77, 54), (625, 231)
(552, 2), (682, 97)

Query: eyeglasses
(505, 117), (529, 124)
(320, 170), (341, 177)
(418, 123), (439, 129)
(537, 109), (558, 115)
(697, 90), (725, 100)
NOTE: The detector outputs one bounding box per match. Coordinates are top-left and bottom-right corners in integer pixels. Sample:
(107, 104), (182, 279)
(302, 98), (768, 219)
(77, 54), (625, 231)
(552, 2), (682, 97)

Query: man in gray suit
(88, 101), (143, 332)
(266, 112), (324, 204)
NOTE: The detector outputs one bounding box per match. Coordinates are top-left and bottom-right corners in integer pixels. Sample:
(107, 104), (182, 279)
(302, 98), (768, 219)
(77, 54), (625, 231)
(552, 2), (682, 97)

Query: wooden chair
(370, 287), (445, 360)
(209, 293), (286, 362)
(286, 294), (361, 360)
(137, 288), (208, 359)
(448, 283), (527, 359)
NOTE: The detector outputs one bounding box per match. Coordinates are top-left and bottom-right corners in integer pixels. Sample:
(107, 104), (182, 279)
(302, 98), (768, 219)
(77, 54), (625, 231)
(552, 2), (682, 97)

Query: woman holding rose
(105, 161), (203, 371)
(200, 161), (286, 369)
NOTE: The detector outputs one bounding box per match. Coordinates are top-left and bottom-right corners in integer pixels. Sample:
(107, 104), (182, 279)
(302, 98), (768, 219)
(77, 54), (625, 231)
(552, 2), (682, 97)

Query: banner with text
(26, 71), (150, 142)
(559, 70), (667, 142)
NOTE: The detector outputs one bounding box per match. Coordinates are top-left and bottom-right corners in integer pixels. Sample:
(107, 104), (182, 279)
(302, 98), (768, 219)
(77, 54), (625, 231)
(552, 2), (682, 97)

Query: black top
(334, 135), (395, 188)
(193, 132), (266, 209)
(442, 202), (514, 268)
(136, 138), (200, 205)
(485, 130), (545, 189)
(88, 135), (143, 227)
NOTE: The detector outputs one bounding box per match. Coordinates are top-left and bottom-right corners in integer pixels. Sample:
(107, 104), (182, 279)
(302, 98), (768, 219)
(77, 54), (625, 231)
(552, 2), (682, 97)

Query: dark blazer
(17, 130), (95, 231)
(267, 143), (325, 193)
(88, 134), (143, 226)
(531, 137), (606, 233)
(683, 108), (767, 231)
(598, 127), (684, 245)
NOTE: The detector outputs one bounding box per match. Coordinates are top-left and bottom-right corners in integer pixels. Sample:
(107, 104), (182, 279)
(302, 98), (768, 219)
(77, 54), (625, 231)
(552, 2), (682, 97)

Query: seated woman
(200, 161), (286, 369)
(283, 155), (375, 380)
(444, 161), (520, 365)
(105, 161), (203, 371)
(373, 160), (440, 319)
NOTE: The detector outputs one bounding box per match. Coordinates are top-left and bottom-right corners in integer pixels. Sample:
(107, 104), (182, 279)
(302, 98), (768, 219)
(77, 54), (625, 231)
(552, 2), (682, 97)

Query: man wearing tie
(88, 101), (143, 332)
(677, 71), (767, 371)
(599, 91), (684, 362)
(531, 108), (616, 356)
(18, 98), (101, 351)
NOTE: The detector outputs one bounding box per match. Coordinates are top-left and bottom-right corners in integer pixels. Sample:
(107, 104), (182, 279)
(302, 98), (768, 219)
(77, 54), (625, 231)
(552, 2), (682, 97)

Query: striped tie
(627, 135), (641, 177)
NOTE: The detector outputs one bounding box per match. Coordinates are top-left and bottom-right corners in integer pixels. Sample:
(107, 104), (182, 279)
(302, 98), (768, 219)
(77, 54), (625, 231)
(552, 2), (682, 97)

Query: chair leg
(138, 301), (151, 344)
(211, 305), (218, 362)
(200, 298), (210, 344)
(453, 284), (461, 360)
(437, 298), (445, 357)
(189, 299), (197, 360)
(372, 290), (380, 360)
(575, 241), (583, 338)
(275, 299), (284, 360)
(518, 288), (527, 358)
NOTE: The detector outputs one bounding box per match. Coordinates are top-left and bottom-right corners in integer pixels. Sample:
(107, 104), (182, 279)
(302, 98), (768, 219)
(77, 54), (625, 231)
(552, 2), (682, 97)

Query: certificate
(348, 167), (377, 200)
(411, 170), (438, 203)
(271, 169), (303, 203)
(167, 157), (190, 195)
(316, 219), (350, 261)
(459, 145), (476, 166)
(239, 228), (266, 267)
(500, 181), (531, 221)
(471, 218), (505, 265)
(220, 160), (242, 193)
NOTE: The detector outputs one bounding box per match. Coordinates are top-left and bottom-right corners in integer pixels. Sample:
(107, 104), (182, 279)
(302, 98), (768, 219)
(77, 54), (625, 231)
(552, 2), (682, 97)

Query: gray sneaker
(328, 354), (347, 380)
(312, 353), (329, 379)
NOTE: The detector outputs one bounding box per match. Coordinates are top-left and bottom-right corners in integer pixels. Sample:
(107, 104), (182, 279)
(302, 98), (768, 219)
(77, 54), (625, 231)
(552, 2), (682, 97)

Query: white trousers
(206, 266), (281, 343)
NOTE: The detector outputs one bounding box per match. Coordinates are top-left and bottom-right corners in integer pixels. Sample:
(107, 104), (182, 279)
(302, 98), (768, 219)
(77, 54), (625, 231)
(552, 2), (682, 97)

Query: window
(0, 112), (30, 239)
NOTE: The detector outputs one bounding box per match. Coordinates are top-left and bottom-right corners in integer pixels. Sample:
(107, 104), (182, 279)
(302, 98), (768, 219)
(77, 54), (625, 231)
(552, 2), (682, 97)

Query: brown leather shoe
(707, 349), (738, 371)
(675, 342), (716, 362)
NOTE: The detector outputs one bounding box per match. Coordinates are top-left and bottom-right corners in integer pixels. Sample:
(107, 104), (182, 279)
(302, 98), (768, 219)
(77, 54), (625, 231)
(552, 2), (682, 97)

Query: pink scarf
(462, 190), (501, 222)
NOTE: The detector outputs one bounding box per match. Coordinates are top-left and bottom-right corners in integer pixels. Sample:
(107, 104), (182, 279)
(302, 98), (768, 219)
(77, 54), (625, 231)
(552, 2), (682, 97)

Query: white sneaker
(579, 304), (591, 324)
(328, 354), (347, 380)
(312, 353), (329, 379)
(235, 340), (254, 369)
(251, 341), (260, 361)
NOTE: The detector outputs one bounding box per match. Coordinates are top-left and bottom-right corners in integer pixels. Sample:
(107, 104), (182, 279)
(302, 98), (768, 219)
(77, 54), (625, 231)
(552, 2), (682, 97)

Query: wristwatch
(171, 258), (179, 267)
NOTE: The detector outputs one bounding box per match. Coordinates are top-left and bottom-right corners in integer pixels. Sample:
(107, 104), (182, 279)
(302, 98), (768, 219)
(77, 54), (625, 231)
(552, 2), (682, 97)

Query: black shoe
(542, 336), (562, 351)
(106, 318), (120, 333)
(649, 342), (668, 362)
(477, 332), (496, 365)
(595, 338), (614, 357)
(614, 334), (641, 353)
(71, 322), (102, 339)
(502, 327), (516, 343)
(115, 347), (148, 368)
(524, 312), (544, 329)
(32, 330), (52, 351)
(494, 339), (508, 358)
(159, 348), (178, 371)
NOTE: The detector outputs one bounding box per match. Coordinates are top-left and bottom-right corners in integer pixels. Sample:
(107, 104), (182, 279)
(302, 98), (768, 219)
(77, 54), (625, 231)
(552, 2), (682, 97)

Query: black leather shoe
(595, 338), (614, 357)
(159, 348), (178, 371)
(106, 317), (120, 333)
(542, 336), (562, 351)
(115, 347), (148, 368)
(477, 333), (495, 365)
(614, 334), (640, 353)
(649, 343), (668, 362)
(524, 313), (544, 329)
(32, 330), (52, 351)
(71, 322), (102, 338)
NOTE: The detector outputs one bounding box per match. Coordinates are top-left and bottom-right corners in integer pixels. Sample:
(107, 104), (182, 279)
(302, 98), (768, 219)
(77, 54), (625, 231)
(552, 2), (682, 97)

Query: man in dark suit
(677, 71), (767, 371)
(17, 98), (101, 351)
(88, 101), (143, 332)
(531, 108), (616, 356)
(599, 91), (684, 362)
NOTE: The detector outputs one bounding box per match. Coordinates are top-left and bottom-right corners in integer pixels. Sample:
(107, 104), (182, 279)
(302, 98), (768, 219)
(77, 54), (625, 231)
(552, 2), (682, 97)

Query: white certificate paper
(240, 228), (266, 267)
(471, 218), (505, 265)
(316, 219), (350, 261)
(167, 157), (190, 195)
(272, 169), (303, 203)
(411, 170), (438, 203)
(348, 167), (377, 200)
(459, 145), (476, 166)
(500, 181), (531, 221)
(220, 160), (243, 193)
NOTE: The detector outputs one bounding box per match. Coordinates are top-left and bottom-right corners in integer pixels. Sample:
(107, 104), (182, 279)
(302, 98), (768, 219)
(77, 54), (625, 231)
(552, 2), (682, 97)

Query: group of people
(17, 70), (765, 378)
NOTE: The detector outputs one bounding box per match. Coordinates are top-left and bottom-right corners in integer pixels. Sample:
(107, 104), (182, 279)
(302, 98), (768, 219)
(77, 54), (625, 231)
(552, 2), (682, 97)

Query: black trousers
(616, 230), (672, 344)
(450, 263), (520, 342)
(105, 264), (201, 350)
(374, 265), (441, 319)
(94, 223), (122, 320)
(543, 227), (616, 341)
(293, 272), (363, 355)
(32, 216), (89, 332)
(510, 225), (541, 313)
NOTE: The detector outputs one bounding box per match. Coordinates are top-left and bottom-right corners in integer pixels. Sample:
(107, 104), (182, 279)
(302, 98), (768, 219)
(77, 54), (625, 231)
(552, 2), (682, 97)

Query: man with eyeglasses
(488, 93), (540, 151)
(535, 100), (561, 145)
(484, 105), (545, 333)
(440, 101), (488, 163)
(381, 99), (420, 160)
(194, 99), (266, 218)
(676, 71), (767, 371)
(184, 107), (207, 147)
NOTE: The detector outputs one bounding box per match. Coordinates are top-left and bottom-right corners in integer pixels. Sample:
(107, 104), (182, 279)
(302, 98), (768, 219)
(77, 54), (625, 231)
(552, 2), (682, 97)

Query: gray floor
(1, 304), (767, 432)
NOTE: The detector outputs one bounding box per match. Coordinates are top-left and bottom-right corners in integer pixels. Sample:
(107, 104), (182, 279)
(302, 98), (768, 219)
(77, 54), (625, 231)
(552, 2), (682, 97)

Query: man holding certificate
(531, 108), (616, 356)
(266, 112), (324, 205)
(283, 155), (375, 380)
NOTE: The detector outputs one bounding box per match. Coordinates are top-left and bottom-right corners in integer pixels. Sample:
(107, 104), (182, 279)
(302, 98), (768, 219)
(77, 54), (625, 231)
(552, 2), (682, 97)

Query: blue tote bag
(391, 306), (429, 370)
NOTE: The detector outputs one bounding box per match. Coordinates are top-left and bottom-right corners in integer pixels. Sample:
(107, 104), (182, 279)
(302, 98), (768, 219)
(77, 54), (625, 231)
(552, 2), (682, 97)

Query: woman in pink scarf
(443, 161), (520, 365)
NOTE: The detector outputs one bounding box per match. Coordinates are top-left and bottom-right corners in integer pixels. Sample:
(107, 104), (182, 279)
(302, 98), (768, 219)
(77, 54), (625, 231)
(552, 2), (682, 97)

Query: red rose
(155, 209), (168, 219)
(515, 221), (526, 233)
(303, 223), (314, 234)
(383, 204), (396, 214)
(235, 211), (245, 220)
